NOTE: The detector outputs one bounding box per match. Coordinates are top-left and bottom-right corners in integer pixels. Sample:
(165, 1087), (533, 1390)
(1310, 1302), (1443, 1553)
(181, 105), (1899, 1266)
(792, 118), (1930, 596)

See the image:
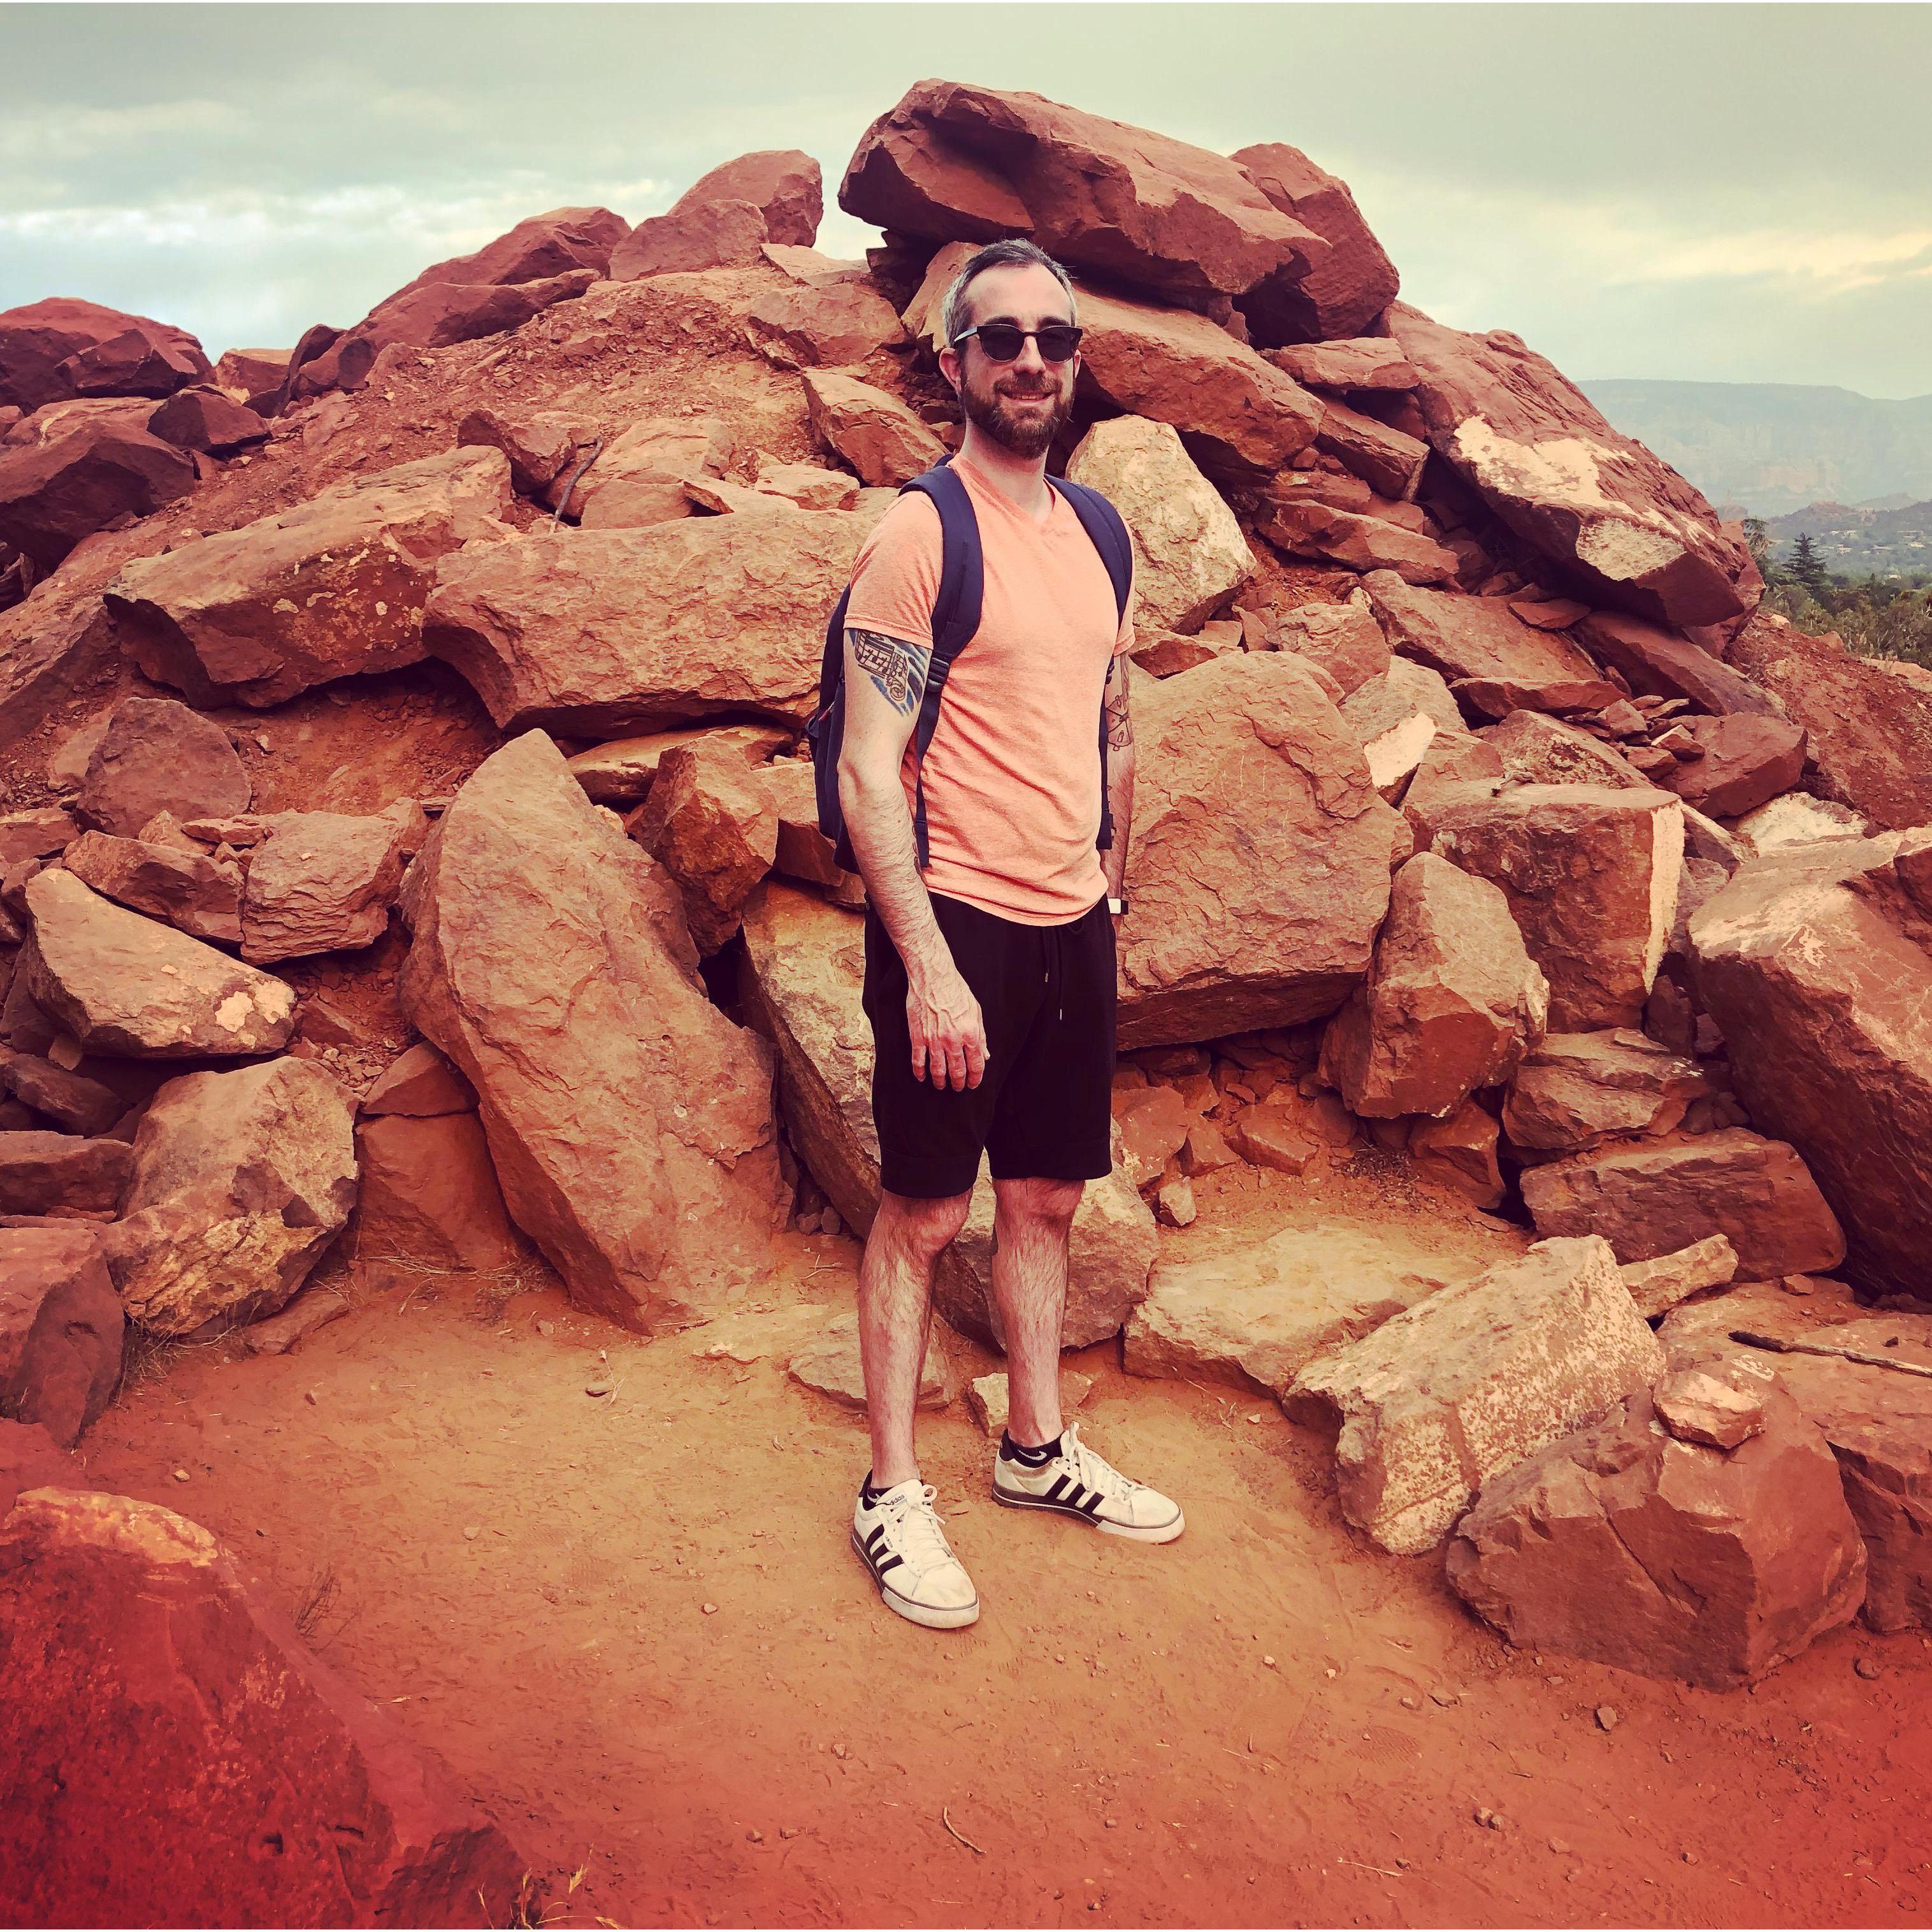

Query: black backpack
(805, 456), (1135, 874)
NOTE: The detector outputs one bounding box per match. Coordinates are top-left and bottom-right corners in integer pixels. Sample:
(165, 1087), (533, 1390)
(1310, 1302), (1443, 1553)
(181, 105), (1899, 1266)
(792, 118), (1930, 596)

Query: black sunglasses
(951, 322), (1084, 364)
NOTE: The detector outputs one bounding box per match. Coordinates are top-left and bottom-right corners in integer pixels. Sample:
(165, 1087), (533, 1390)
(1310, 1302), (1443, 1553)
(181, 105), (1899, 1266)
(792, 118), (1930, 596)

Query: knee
(992, 1176), (1085, 1232)
(877, 1188), (974, 1260)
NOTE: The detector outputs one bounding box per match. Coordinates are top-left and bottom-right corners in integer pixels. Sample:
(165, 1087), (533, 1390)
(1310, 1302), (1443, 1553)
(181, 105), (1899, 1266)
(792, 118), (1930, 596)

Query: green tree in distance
(1789, 531), (1830, 597)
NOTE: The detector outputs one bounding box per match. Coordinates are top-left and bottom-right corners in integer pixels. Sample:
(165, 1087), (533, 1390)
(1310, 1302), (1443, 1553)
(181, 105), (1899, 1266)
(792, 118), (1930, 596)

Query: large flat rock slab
(104, 447), (514, 707)
(22, 869), (295, 1058)
(1387, 301), (1754, 628)
(0, 1485), (527, 1926)
(1287, 1235), (1666, 1555)
(423, 513), (869, 735)
(1120, 652), (1402, 1048)
(399, 731), (787, 1334)
(1125, 1213), (1520, 1397)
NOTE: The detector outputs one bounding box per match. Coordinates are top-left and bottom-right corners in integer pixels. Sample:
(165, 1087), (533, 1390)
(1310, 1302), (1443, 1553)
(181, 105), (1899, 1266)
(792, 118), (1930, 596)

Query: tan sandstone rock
(1265, 595), (1390, 696)
(1618, 1234), (1739, 1320)
(788, 1309), (951, 1411)
(1286, 1235), (1666, 1555)
(1118, 652), (1402, 1048)
(60, 830), (243, 946)
(571, 414), (733, 529)
(22, 870), (294, 1058)
(105, 1058), (357, 1336)
(1125, 1215), (1515, 1397)
(1063, 416), (1251, 634)
(398, 732), (786, 1334)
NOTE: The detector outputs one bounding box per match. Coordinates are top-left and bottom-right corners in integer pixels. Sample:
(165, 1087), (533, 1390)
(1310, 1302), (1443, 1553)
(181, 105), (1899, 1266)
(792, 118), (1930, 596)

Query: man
(837, 238), (1183, 1632)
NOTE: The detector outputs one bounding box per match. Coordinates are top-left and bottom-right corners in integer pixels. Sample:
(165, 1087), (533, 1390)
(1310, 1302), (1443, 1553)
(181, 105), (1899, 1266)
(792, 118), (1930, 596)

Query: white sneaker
(851, 1478), (981, 1629)
(991, 1420), (1185, 1543)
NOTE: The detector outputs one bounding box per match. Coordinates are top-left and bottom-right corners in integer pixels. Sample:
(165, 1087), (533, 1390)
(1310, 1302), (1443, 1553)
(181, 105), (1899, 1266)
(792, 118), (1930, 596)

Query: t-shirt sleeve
(842, 493), (944, 652)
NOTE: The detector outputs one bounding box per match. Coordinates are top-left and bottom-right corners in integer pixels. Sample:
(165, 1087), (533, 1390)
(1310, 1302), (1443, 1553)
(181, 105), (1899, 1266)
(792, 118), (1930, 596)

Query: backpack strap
(897, 459), (983, 870)
(1047, 474), (1135, 851)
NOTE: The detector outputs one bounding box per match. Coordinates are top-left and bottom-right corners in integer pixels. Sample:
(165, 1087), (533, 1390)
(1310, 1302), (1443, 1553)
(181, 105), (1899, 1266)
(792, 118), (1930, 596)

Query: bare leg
(989, 1176), (1085, 1446)
(858, 1187), (974, 1488)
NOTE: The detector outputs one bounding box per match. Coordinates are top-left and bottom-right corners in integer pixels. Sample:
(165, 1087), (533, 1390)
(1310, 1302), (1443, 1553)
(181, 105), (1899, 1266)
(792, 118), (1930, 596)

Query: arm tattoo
(1104, 653), (1134, 750)
(847, 628), (931, 719)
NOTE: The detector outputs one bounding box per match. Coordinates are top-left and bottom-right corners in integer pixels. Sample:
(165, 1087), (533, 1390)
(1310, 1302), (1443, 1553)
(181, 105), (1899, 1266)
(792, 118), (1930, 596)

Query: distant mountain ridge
(1580, 378), (1932, 519)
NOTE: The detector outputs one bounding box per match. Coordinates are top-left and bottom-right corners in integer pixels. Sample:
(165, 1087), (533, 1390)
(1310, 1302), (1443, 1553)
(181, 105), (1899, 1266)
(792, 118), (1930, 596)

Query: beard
(958, 363), (1074, 459)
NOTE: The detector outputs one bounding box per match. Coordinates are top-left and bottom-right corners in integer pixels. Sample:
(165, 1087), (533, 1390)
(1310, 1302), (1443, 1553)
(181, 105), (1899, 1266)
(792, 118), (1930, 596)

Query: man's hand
(907, 962), (989, 1090)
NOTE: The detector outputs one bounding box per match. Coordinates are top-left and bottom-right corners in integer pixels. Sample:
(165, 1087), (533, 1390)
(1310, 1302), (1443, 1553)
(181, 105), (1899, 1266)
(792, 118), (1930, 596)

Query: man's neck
(955, 428), (1053, 524)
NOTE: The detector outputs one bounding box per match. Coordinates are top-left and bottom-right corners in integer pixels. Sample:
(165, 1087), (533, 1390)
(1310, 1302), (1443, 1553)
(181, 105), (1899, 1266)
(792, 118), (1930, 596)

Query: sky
(3, 3), (1928, 399)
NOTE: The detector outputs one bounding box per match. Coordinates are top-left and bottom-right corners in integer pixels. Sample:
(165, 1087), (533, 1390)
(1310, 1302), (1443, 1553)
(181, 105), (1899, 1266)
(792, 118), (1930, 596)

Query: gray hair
(937, 239), (1078, 350)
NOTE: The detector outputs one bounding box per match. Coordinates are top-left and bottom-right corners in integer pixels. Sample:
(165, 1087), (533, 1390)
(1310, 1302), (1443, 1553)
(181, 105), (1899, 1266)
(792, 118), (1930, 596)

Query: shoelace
(879, 1483), (958, 1571)
(1061, 1422), (1145, 1503)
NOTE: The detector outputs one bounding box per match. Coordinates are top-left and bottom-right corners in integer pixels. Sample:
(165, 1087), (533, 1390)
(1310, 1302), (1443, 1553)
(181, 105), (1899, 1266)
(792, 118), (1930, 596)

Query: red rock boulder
(0, 416), (195, 570)
(1519, 1128), (1845, 1280)
(146, 385), (271, 456)
(1427, 782), (1685, 1029)
(106, 447), (514, 707)
(1688, 833), (1932, 1300)
(398, 732), (787, 1334)
(1230, 143), (1401, 343)
(1120, 651), (1403, 1047)
(0, 296), (212, 412)
(73, 695), (252, 838)
(670, 150), (823, 246)
(840, 82), (1326, 316)
(1319, 851), (1548, 1118)
(1446, 1374), (1866, 1689)
(390, 205), (627, 301)
(353, 1113), (521, 1276)
(0, 1485), (527, 1926)
(1387, 303), (1754, 628)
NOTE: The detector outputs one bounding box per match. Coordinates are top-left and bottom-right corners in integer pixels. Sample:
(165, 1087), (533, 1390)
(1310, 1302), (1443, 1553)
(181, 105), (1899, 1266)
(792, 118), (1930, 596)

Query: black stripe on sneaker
(876, 1554), (904, 1575)
(865, 1525), (886, 1554)
(1044, 1474), (1070, 1503)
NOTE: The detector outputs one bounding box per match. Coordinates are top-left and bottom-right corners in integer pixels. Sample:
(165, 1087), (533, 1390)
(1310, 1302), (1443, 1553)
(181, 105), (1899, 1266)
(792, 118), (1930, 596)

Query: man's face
(941, 262), (1078, 460)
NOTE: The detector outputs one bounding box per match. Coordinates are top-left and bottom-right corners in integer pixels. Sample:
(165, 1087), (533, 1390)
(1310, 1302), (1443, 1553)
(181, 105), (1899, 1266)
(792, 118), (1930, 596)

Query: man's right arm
(837, 625), (989, 1092)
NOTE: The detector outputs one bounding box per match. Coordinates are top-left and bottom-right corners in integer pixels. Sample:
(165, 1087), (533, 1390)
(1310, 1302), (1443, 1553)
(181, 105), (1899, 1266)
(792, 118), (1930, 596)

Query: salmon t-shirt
(842, 456), (1135, 926)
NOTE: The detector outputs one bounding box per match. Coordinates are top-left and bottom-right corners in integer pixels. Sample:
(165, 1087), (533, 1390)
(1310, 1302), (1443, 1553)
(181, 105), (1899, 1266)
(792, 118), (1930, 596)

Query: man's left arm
(1102, 647), (1135, 905)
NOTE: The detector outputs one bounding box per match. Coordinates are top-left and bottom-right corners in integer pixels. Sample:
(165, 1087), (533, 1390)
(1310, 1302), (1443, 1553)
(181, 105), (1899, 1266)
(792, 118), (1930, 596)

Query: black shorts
(862, 890), (1117, 1199)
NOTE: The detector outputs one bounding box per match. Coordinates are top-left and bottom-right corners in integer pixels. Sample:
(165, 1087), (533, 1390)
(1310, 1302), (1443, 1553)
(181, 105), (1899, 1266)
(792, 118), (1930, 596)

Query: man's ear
(938, 345), (961, 395)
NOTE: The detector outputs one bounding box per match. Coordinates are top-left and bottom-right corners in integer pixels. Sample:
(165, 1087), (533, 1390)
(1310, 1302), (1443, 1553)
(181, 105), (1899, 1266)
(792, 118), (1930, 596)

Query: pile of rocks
(3, 85), (1931, 1885)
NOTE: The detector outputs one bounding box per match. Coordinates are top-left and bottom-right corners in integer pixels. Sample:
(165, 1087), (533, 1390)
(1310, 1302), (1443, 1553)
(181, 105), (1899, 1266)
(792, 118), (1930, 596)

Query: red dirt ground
(75, 1163), (1932, 1931)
